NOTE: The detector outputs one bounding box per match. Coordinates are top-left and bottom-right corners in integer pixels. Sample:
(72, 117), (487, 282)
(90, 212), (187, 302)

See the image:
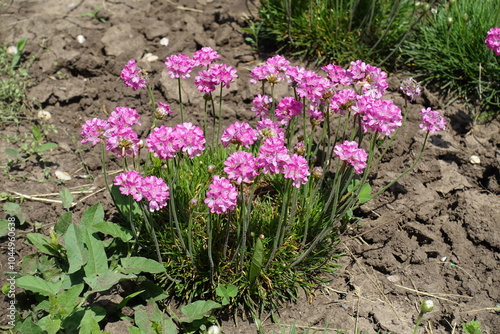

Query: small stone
(55, 170), (72, 181)
(142, 53), (159, 63)
(386, 275), (400, 283)
(440, 256), (447, 262)
(37, 110), (52, 121)
(76, 35), (86, 44)
(7, 46), (18, 55)
(470, 155), (480, 164)
(160, 37), (169, 46)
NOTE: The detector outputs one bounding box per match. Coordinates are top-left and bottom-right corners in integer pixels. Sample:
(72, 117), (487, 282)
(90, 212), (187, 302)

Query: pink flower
(165, 53), (195, 79)
(295, 70), (332, 103)
(420, 108), (446, 133)
(193, 47), (220, 67)
(204, 175), (238, 214)
(105, 126), (140, 157)
(210, 63), (238, 89)
(400, 77), (421, 102)
(220, 121), (258, 148)
(175, 122), (205, 158)
(347, 61), (388, 98)
(141, 176), (170, 211)
(334, 141), (368, 174)
(256, 118), (285, 140)
(275, 97), (303, 125)
(121, 59), (148, 90)
(329, 89), (358, 115)
(257, 136), (290, 175)
(322, 64), (352, 86)
(81, 118), (109, 145)
(250, 55), (290, 84)
(114, 170), (144, 201)
(146, 125), (181, 159)
(486, 27), (500, 56)
(224, 151), (259, 184)
(108, 106), (141, 128)
(251, 94), (273, 118)
(283, 153), (310, 188)
(194, 69), (217, 93)
(155, 102), (173, 119)
(353, 96), (402, 136)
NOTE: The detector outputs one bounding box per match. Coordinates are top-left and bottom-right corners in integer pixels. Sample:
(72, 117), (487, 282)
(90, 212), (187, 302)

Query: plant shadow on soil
(1, 0), (499, 333)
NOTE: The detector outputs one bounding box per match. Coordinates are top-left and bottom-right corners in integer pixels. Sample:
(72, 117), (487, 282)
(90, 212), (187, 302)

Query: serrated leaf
(93, 221), (133, 242)
(180, 300), (221, 323)
(36, 142), (58, 153)
(64, 223), (87, 274)
(81, 203), (105, 228)
(5, 148), (19, 158)
(55, 212), (72, 235)
(26, 233), (60, 256)
(358, 183), (371, 204)
(121, 257), (165, 274)
(84, 271), (135, 293)
(59, 188), (74, 210)
(16, 275), (62, 296)
(82, 227), (108, 277)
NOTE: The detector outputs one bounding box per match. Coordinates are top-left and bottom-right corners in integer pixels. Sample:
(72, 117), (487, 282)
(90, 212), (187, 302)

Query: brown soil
(1, 0), (499, 333)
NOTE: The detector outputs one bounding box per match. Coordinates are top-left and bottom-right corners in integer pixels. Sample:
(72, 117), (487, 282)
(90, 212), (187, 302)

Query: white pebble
(142, 53), (159, 63)
(440, 256), (447, 262)
(160, 37), (169, 46)
(37, 110), (52, 121)
(76, 35), (86, 44)
(470, 155), (480, 164)
(55, 170), (72, 181)
(7, 45), (18, 55)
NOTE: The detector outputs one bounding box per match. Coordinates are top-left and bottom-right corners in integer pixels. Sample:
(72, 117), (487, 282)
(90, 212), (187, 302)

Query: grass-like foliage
(400, 0), (500, 120)
(252, 0), (420, 65)
(81, 49), (446, 320)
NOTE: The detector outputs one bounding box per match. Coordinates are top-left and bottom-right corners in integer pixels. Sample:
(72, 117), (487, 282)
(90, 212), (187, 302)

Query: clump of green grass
(0, 40), (31, 125)
(252, 0), (420, 65)
(400, 0), (500, 121)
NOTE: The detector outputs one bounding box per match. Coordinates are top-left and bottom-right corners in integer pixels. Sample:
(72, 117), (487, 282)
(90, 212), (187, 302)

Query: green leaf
(0, 220), (10, 237)
(121, 257), (165, 274)
(117, 290), (144, 311)
(128, 327), (146, 334)
(36, 142), (58, 153)
(358, 183), (372, 204)
(81, 203), (105, 228)
(17, 38), (27, 52)
(16, 275), (62, 296)
(84, 271), (135, 293)
(3, 202), (25, 224)
(180, 300), (221, 323)
(5, 147), (19, 158)
(57, 283), (84, 313)
(55, 211), (73, 235)
(41, 316), (62, 334)
(79, 309), (101, 334)
(249, 238), (264, 288)
(26, 233), (60, 256)
(82, 226), (108, 277)
(13, 317), (44, 334)
(216, 284), (238, 305)
(32, 124), (41, 142)
(59, 188), (74, 210)
(93, 221), (133, 242)
(111, 185), (142, 220)
(462, 320), (482, 334)
(64, 223), (88, 274)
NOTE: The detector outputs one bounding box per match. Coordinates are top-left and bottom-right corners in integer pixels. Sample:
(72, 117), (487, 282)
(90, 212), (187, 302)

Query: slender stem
(413, 312), (424, 334)
(177, 78), (184, 123)
(216, 84), (223, 143)
(207, 215), (215, 287)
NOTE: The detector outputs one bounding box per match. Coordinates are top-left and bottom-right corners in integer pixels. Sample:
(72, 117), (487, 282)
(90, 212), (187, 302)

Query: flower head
(141, 176), (170, 211)
(321, 64), (352, 86)
(419, 107), (446, 133)
(275, 97), (303, 125)
(329, 89), (358, 115)
(283, 153), (310, 188)
(256, 118), (285, 140)
(257, 136), (290, 175)
(334, 141), (368, 174)
(81, 118), (110, 145)
(114, 170), (144, 201)
(400, 77), (422, 102)
(155, 102), (173, 119)
(146, 125), (181, 159)
(353, 96), (402, 136)
(220, 121), (258, 148)
(224, 151), (259, 184)
(204, 175), (238, 214)
(165, 53), (195, 79)
(485, 27), (500, 56)
(175, 122), (205, 158)
(105, 126), (140, 157)
(121, 59), (148, 90)
(251, 94), (273, 118)
(193, 47), (220, 67)
(108, 106), (141, 128)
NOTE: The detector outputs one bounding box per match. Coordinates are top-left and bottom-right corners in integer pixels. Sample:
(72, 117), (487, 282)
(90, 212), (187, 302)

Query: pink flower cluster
(347, 60), (388, 99)
(252, 94), (273, 118)
(81, 106), (141, 157)
(400, 77), (422, 102)
(419, 108), (446, 133)
(485, 27), (500, 56)
(204, 175), (238, 214)
(220, 121), (258, 148)
(147, 122), (205, 159)
(275, 97), (303, 125)
(114, 171), (170, 212)
(121, 59), (148, 91)
(194, 63), (238, 92)
(353, 96), (402, 136)
(250, 55), (290, 84)
(334, 141), (368, 174)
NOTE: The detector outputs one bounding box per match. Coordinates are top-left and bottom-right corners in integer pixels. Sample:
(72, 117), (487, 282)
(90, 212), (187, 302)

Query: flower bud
(259, 234), (265, 239)
(188, 198), (198, 208)
(420, 300), (434, 313)
(207, 164), (216, 174)
(312, 166), (324, 180)
(207, 325), (221, 334)
(294, 141), (306, 155)
(446, 17), (453, 26)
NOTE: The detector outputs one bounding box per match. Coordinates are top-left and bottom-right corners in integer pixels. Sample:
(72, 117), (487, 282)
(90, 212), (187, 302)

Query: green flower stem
(216, 84), (223, 143)
(413, 312), (424, 334)
(177, 78), (184, 123)
(207, 214), (215, 287)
